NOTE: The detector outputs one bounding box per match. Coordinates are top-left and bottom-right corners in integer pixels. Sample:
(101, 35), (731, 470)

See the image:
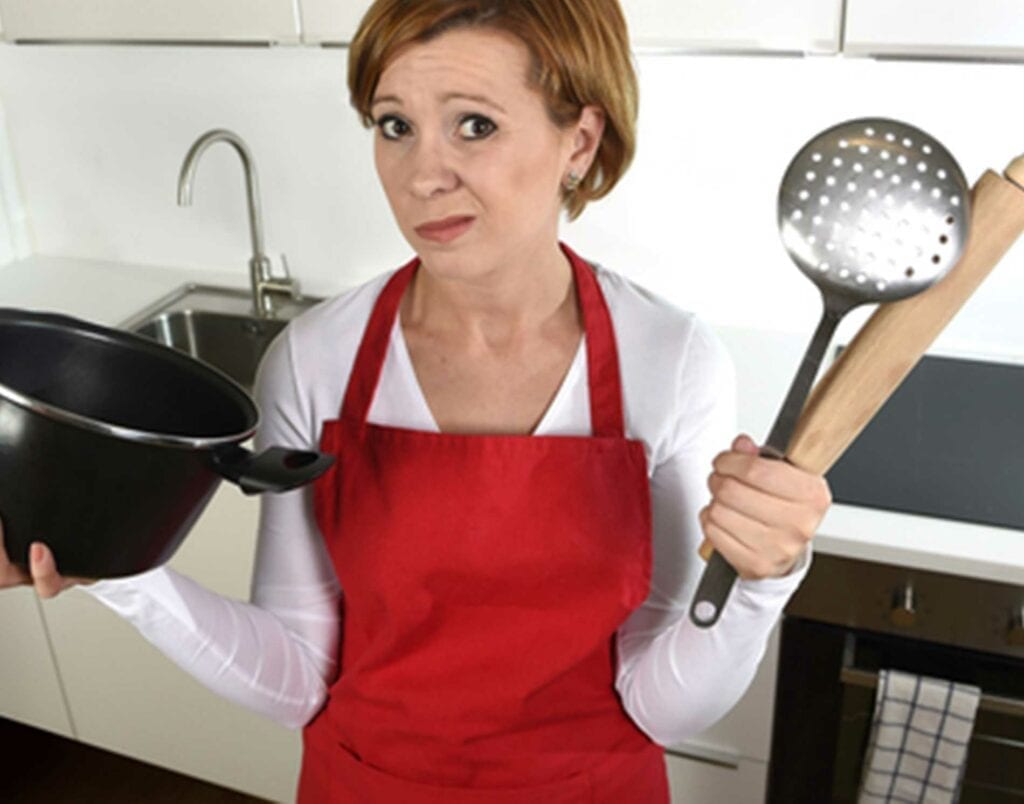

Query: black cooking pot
(0, 308), (333, 578)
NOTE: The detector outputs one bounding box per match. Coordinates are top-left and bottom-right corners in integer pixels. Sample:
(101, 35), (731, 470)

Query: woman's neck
(401, 241), (580, 351)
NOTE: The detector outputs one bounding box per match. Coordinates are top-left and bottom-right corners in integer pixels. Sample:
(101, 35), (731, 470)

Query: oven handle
(839, 666), (1024, 719)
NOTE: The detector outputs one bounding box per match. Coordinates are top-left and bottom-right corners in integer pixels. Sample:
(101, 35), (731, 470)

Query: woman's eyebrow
(370, 92), (507, 113)
(442, 92), (507, 113)
(370, 94), (401, 110)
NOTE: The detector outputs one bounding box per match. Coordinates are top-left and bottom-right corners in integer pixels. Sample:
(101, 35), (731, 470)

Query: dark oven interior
(768, 554), (1024, 804)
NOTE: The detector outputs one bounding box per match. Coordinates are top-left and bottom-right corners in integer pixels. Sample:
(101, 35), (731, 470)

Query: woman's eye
(458, 115), (497, 140)
(377, 115), (411, 140)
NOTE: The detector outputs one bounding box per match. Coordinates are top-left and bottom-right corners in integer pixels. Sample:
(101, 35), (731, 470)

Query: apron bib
(298, 245), (668, 803)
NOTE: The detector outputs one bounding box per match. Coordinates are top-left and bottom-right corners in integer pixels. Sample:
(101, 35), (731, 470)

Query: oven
(767, 553), (1024, 803)
(766, 352), (1024, 803)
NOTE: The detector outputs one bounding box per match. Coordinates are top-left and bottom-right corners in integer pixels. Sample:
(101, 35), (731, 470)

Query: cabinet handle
(664, 743), (742, 770)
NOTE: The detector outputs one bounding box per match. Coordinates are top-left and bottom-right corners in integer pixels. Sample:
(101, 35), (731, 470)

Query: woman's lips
(414, 216), (475, 243)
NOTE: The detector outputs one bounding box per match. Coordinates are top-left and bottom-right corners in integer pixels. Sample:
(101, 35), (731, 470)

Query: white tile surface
(0, 44), (1022, 353)
(0, 99), (29, 264)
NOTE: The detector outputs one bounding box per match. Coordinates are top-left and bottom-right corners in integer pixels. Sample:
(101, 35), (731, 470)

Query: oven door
(768, 615), (1024, 803)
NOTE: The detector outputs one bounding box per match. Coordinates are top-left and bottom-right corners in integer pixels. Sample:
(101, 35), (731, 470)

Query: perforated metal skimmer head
(691, 117), (972, 633)
(778, 118), (970, 308)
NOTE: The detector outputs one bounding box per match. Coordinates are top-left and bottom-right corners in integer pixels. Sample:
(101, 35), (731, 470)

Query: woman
(1, 1), (831, 801)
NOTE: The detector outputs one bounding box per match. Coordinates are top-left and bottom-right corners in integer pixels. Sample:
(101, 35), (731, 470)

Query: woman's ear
(567, 105), (606, 178)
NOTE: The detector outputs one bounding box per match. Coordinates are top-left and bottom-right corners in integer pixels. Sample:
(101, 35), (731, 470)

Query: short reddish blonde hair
(348, 0), (638, 220)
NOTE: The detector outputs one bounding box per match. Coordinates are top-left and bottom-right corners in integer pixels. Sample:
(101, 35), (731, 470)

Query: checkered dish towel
(858, 669), (982, 804)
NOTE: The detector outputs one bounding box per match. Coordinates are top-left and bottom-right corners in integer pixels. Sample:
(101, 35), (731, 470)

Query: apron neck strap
(340, 256), (418, 427)
(341, 244), (627, 438)
(562, 243), (626, 438)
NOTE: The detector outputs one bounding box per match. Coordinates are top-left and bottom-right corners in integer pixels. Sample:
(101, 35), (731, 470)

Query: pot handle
(211, 445), (335, 495)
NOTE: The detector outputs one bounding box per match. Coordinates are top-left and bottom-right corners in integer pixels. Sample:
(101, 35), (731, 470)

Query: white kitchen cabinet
(39, 485), (302, 802)
(666, 752), (768, 803)
(844, 0), (1024, 60)
(299, 0), (370, 44)
(296, 0), (843, 53)
(621, 0), (842, 54)
(0, 0), (300, 44)
(0, 587), (74, 737)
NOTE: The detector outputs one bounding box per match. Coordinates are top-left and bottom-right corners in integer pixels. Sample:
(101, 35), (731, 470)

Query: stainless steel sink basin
(121, 284), (322, 390)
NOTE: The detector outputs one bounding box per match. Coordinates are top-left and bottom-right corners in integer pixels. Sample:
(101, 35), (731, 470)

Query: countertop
(3, 254), (1022, 588)
(0, 254), (247, 326)
(817, 504), (1023, 586)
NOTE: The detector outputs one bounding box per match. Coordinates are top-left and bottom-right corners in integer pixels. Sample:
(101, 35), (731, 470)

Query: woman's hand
(700, 434), (832, 580)
(0, 521), (89, 598)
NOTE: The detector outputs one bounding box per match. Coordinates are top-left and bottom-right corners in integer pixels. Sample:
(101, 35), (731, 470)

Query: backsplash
(0, 43), (1021, 356)
(0, 99), (29, 264)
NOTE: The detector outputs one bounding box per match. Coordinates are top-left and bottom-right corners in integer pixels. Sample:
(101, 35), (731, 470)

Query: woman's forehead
(374, 27), (534, 105)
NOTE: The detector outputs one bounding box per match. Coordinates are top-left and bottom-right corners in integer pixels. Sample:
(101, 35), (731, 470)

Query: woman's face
(371, 27), (601, 281)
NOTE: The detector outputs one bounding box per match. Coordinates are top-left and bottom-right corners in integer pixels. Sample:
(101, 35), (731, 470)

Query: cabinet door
(844, 0), (1024, 59)
(298, 1), (842, 53)
(621, 0), (842, 54)
(40, 486), (302, 802)
(0, 0), (299, 43)
(0, 588), (74, 737)
(666, 752), (769, 803)
(300, 0), (371, 44)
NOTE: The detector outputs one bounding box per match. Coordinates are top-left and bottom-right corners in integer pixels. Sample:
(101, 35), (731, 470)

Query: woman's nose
(408, 137), (459, 198)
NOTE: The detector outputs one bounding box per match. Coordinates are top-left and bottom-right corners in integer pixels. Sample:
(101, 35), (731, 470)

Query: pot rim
(0, 308), (259, 450)
(0, 380), (258, 448)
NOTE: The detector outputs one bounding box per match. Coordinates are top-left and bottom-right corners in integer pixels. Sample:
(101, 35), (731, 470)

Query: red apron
(298, 244), (668, 803)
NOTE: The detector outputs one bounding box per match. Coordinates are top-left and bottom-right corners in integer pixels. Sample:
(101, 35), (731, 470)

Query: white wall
(0, 43), (1021, 358)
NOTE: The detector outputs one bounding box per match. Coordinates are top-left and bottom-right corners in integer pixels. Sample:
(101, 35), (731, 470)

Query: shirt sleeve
(81, 326), (341, 729)
(615, 319), (810, 746)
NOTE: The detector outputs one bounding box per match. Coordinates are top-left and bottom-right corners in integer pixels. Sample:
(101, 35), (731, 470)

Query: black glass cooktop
(826, 352), (1024, 531)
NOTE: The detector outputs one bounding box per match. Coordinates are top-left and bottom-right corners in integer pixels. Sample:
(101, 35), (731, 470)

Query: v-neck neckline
(341, 245), (626, 440)
(390, 317), (586, 437)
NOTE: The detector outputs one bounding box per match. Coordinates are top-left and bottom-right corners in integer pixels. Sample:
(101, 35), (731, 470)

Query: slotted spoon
(690, 117), (970, 628)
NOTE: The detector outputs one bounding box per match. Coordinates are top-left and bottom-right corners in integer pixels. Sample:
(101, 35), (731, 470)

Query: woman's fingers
(29, 542), (70, 599)
(701, 434), (832, 579)
(0, 521), (86, 596)
(699, 506), (761, 578)
(699, 499), (805, 579)
(706, 471), (825, 547)
(714, 434), (831, 506)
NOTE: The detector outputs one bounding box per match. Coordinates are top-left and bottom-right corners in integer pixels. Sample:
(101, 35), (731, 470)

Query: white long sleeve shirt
(84, 260), (808, 747)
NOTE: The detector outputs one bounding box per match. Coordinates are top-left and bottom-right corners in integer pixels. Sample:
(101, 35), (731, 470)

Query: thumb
(732, 433), (760, 454)
(30, 542), (67, 599)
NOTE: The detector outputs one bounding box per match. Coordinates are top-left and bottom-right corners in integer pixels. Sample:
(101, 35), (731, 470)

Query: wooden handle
(698, 158), (1024, 562)
(786, 162), (1024, 475)
(1006, 154), (1024, 191)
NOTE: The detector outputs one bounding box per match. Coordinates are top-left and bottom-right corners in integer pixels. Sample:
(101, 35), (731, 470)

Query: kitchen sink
(121, 284), (323, 390)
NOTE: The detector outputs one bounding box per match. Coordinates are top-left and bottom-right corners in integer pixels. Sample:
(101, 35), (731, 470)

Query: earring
(564, 170), (582, 192)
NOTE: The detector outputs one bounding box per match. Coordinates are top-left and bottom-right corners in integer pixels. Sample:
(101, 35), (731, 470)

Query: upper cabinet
(295, 0), (844, 53)
(620, 0), (842, 54)
(844, 0), (1024, 60)
(0, 0), (300, 44)
(299, 0), (369, 45)
(1, 0), (1018, 61)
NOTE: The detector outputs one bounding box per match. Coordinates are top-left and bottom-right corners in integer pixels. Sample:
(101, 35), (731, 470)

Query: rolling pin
(699, 154), (1024, 564)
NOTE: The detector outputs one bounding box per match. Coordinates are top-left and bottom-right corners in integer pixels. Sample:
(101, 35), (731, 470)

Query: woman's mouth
(414, 216), (475, 243)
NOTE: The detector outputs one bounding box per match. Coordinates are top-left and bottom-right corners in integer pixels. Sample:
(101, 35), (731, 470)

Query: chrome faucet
(177, 129), (297, 318)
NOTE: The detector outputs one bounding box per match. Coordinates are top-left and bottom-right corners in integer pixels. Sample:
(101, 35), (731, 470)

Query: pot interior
(0, 311), (256, 440)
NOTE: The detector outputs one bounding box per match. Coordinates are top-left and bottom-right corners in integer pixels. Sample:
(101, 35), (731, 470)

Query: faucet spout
(177, 129), (295, 317)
